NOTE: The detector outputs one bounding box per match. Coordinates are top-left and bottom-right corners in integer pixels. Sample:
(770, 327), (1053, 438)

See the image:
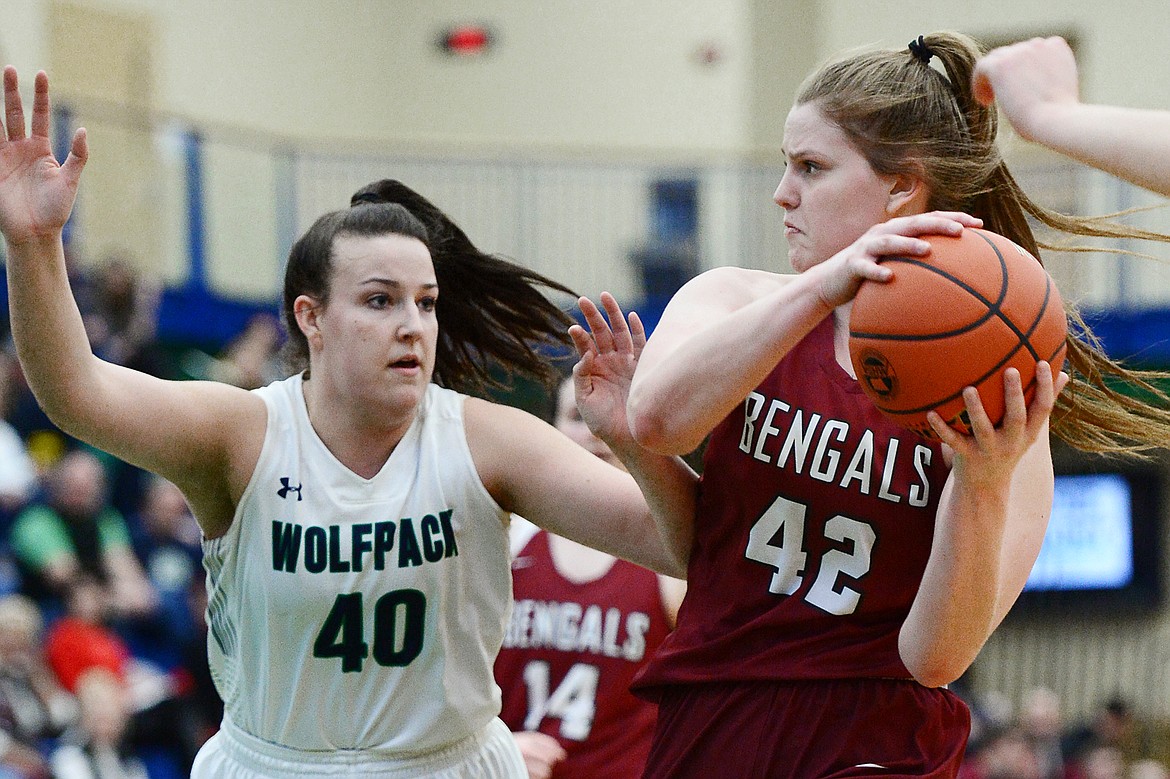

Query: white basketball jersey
(202, 375), (512, 753)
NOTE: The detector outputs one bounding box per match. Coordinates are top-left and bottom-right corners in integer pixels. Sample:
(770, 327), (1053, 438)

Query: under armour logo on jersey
(277, 477), (303, 501)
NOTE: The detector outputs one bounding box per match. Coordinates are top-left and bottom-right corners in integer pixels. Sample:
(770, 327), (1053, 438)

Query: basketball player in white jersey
(974, 35), (1170, 199)
(0, 67), (695, 778)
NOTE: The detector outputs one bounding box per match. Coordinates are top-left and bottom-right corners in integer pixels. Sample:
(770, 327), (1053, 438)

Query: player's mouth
(390, 354), (421, 374)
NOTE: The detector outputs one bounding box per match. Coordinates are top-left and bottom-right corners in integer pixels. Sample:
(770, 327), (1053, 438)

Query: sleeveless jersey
(202, 375), (512, 753)
(495, 530), (671, 779)
(634, 316), (949, 694)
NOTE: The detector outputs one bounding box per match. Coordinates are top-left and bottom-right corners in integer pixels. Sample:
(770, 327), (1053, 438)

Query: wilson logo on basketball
(859, 350), (898, 399)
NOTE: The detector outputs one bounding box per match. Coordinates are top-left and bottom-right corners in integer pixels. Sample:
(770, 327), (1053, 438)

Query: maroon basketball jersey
(635, 315), (950, 695)
(496, 531), (672, 779)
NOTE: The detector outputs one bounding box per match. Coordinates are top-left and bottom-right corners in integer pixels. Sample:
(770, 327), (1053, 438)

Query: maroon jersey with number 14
(495, 530), (672, 779)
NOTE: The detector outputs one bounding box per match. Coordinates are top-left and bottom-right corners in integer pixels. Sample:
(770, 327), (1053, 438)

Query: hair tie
(351, 192), (385, 206)
(908, 35), (934, 65)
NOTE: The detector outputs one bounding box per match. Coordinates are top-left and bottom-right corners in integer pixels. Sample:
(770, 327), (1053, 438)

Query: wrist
(792, 264), (840, 316)
(1013, 100), (1077, 145)
(4, 231), (65, 255)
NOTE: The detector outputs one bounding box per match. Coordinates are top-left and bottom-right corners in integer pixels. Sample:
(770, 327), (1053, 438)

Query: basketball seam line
(850, 231), (1012, 341)
(879, 276), (1060, 416)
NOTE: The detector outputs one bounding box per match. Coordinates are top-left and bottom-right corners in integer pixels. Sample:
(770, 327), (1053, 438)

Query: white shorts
(191, 716), (526, 778)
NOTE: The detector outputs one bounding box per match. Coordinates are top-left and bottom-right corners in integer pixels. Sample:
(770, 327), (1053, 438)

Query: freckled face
(773, 102), (902, 272)
(307, 233), (439, 414)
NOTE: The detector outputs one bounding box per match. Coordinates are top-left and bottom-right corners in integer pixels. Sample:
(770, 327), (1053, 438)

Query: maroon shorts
(642, 678), (969, 779)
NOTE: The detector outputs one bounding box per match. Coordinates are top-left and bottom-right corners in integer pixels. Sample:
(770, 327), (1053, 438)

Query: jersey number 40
(313, 590), (426, 672)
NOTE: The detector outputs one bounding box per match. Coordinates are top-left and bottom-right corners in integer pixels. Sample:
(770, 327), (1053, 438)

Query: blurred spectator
(1022, 687), (1074, 779)
(1079, 745), (1127, 779)
(1065, 697), (1150, 767)
(180, 313), (282, 389)
(44, 577), (193, 778)
(83, 254), (166, 378)
(1131, 760), (1170, 779)
(217, 313), (282, 389)
(7, 451), (157, 620)
(0, 594), (76, 779)
(0, 352), (37, 524)
(125, 477), (203, 668)
(174, 578), (221, 755)
(962, 726), (1043, 779)
(49, 668), (148, 779)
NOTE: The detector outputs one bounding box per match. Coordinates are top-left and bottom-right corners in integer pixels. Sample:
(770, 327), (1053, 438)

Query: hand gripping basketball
(848, 228), (1067, 439)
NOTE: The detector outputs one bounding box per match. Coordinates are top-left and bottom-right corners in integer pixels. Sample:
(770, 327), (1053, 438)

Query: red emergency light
(439, 25), (494, 57)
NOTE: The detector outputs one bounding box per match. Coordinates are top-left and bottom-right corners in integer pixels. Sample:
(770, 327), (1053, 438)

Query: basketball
(848, 227), (1067, 440)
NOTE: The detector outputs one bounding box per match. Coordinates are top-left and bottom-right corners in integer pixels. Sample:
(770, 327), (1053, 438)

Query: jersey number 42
(744, 494), (876, 616)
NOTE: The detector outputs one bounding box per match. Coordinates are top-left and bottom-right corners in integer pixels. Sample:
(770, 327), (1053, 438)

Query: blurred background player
(496, 365), (685, 779)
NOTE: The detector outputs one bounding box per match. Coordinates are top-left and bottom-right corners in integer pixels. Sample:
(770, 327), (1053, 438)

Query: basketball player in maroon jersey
(497, 371), (685, 779)
(585, 31), (1170, 779)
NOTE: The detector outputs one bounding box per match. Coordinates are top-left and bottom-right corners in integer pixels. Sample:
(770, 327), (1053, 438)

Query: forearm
(607, 440), (697, 577)
(630, 270), (832, 454)
(6, 235), (103, 426)
(899, 475), (1009, 687)
(900, 433), (1054, 686)
(1024, 103), (1170, 198)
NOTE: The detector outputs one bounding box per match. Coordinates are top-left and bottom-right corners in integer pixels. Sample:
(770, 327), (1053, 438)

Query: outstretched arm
(974, 36), (1170, 197)
(570, 292), (698, 572)
(0, 67), (263, 538)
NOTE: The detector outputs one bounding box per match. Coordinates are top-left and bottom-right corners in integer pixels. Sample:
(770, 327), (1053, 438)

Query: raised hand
(0, 66), (88, 245)
(972, 37), (1080, 143)
(569, 291), (646, 450)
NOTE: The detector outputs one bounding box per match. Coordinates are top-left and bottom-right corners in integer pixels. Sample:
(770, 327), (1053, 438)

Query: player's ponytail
(351, 180), (577, 395)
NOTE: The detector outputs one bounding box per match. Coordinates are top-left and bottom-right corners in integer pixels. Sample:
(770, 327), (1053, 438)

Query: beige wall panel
(0, 0), (47, 72)
(202, 142), (282, 300)
(49, 2), (163, 280)
(101, 0), (752, 155)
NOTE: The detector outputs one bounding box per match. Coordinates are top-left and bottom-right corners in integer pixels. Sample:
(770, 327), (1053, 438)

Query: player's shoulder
(678, 266), (793, 307)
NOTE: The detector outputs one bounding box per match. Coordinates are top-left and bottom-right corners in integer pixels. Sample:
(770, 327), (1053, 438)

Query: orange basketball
(848, 228), (1067, 440)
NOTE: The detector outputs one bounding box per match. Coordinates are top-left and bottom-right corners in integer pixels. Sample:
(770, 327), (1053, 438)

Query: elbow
(904, 658), (967, 690)
(899, 636), (975, 689)
(38, 401), (80, 438)
(655, 554), (689, 581)
(629, 393), (700, 456)
(629, 409), (673, 454)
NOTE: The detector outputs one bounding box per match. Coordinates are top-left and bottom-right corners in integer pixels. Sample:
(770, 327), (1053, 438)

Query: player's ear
(886, 171), (930, 217)
(293, 295), (324, 348)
